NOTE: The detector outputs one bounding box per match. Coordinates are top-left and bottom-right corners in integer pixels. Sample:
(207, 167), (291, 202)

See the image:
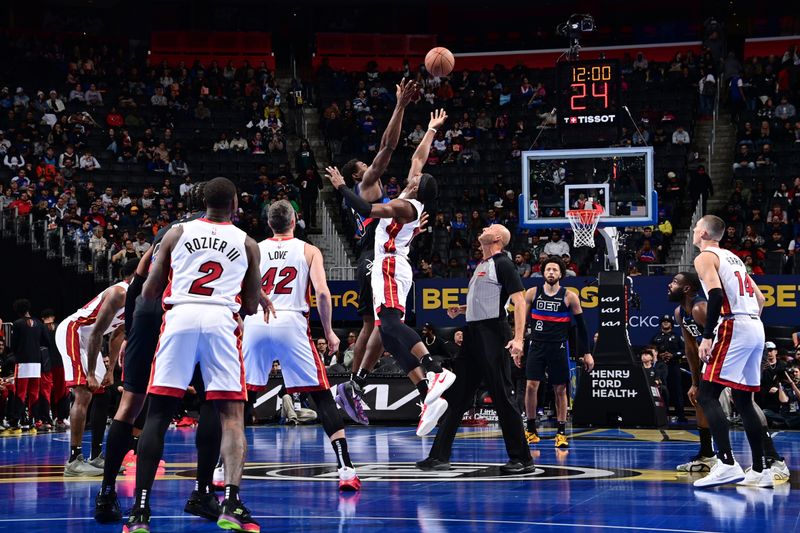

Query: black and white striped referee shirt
(466, 253), (524, 322)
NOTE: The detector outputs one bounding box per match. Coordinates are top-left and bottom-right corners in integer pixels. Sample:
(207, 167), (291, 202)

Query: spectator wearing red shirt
(9, 192), (32, 216)
(105, 107), (124, 128)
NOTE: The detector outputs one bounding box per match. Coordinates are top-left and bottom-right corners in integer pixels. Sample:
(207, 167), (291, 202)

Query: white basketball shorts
(371, 255), (412, 323)
(243, 310), (329, 393)
(148, 303), (246, 401)
(703, 315), (765, 392)
(56, 319), (106, 388)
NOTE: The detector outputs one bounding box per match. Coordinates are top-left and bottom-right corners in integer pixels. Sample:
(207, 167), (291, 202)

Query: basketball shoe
(693, 460), (745, 488)
(334, 382), (369, 425)
(338, 466), (361, 491)
(424, 369), (455, 405)
(770, 459), (790, 482)
(738, 468), (775, 488)
(123, 507), (150, 533)
(677, 454), (718, 473)
(525, 431), (540, 445)
(217, 499), (260, 532)
(416, 398), (448, 437)
(555, 434), (569, 448)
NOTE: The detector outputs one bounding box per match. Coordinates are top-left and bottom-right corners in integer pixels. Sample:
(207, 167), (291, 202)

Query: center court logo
(178, 462), (640, 482)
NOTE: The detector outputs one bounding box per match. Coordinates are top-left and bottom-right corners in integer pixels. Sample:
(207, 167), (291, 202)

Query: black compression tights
(697, 381), (766, 471)
(195, 401), (221, 491)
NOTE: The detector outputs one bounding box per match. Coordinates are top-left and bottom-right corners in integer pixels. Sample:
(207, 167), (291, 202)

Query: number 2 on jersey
(188, 261), (224, 296)
(733, 271), (755, 297)
(262, 266), (297, 295)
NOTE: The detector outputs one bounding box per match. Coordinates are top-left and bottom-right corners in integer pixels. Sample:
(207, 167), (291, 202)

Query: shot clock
(556, 59), (621, 147)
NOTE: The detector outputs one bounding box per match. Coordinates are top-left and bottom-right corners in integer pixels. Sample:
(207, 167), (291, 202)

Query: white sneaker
(677, 454), (718, 473)
(693, 460), (745, 488)
(738, 468), (775, 488)
(424, 369), (456, 406)
(770, 460), (790, 482)
(417, 398), (448, 437)
(212, 465), (225, 488)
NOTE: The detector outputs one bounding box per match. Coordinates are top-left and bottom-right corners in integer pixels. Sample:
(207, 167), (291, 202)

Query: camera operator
(651, 315), (686, 422)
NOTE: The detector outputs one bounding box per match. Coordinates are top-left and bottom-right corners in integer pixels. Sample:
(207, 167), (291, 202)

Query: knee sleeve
(309, 390), (344, 437)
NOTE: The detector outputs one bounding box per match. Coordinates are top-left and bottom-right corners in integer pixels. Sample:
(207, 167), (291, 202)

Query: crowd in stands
(0, 37), (319, 279)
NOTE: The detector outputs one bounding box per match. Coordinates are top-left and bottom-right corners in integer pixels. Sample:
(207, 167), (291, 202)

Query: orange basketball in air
(425, 47), (455, 77)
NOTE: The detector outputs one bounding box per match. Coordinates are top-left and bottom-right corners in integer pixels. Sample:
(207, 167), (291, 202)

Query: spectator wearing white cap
(14, 87), (29, 107)
(761, 341), (786, 414)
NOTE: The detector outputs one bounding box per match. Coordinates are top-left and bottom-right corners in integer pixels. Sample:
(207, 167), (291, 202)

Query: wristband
(428, 127), (437, 133)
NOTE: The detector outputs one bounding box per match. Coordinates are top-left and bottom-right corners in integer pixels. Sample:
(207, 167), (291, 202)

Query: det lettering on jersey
(536, 300), (561, 312)
(183, 236), (242, 262)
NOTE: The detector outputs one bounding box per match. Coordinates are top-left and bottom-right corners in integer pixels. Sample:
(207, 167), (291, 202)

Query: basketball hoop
(566, 205), (603, 248)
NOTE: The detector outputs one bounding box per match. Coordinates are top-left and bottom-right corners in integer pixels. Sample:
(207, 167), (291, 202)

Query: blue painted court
(0, 425), (796, 532)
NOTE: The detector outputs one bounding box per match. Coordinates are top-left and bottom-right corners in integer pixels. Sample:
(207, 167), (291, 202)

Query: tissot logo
(177, 462), (637, 483)
(563, 114), (617, 124)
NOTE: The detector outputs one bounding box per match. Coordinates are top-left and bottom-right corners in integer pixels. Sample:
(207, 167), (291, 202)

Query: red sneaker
(338, 467), (361, 492)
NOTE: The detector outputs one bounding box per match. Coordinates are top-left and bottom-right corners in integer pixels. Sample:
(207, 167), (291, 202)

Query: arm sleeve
(124, 273), (146, 337)
(495, 256), (525, 295)
(336, 184), (372, 217)
(573, 313), (590, 354)
(703, 288), (723, 340)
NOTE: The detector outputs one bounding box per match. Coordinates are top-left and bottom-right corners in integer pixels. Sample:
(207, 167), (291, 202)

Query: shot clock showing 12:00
(556, 59), (621, 146)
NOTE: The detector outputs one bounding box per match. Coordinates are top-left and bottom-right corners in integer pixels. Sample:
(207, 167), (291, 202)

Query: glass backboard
(519, 147), (656, 229)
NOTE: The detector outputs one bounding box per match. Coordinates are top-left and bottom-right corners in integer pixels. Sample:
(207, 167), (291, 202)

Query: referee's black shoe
(184, 490), (222, 521)
(415, 457), (452, 471)
(94, 490), (122, 523)
(499, 459), (536, 474)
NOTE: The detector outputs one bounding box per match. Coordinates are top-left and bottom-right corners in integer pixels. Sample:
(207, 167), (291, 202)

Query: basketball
(425, 47), (455, 77)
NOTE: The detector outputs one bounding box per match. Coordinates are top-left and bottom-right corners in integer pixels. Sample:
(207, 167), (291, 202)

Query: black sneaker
(217, 499), (260, 532)
(184, 490), (221, 521)
(415, 457), (452, 471)
(123, 507), (150, 533)
(499, 459), (536, 474)
(94, 490), (122, 523)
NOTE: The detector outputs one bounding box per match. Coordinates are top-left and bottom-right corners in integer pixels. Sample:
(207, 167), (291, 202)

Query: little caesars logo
(183, 463), (640, 483)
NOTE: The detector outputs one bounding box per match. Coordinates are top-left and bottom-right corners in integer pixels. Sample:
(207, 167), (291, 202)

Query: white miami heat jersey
(163, 218), (248, 313)
(700, 246), (761, 316)
(258, 237), (310, 313)
(373, 198), (424, 261)
(65, 280), (129, 334)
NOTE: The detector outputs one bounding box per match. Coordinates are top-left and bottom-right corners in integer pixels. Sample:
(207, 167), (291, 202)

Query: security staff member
(651, 315), (686, 422)
(416, 224), (533, 473)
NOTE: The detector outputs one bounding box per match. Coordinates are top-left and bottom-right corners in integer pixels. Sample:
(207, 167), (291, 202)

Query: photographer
(767, 365), (800, 429)
(651, 316), (686, 422)
(760, 342), (786, 413)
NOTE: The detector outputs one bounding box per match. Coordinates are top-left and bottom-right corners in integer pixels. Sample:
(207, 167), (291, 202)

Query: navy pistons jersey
(353, 183), (390, 258)
(679, 294), (707, 343)
(530, 286), (571, 343)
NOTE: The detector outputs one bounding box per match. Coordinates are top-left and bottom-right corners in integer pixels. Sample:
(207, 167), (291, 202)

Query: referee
(416, 224), (533, 473)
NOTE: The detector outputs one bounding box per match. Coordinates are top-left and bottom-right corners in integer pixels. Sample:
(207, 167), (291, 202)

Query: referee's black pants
(428, 318), (531, 463)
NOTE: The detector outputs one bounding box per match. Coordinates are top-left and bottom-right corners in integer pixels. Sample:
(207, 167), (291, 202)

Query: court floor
(0, 424), (796, 532)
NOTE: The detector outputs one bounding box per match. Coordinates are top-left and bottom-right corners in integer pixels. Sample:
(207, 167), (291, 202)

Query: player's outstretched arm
(240, 236), (263, 317)
(408, 109), (447, 181)
(694, 252), (721, 362)
(86, 286), (126, 391)
(361, 79), (417, 193)
(307, 244), (340, 353)
(143, 225), (183, 301)
(326, 166), (417, 223)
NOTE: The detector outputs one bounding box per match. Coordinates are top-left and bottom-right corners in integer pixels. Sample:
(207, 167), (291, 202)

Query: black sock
(194, 480), (212, 494)
(224, 484), (240, 502)
(420, 355), (442, 374)
(415, 379), (429, 399)
(90, 392), (109, 459)
(132, 435), (140, 455)
(331, 437), (353, 469)
(101, 420), (134, 490)
(698, 427), (714, 457)
(353, 368), (369, 391)
(133, 488), (150, 510)
(526, 418), (537, 434)
(557, 421), (566, 435)
(718, 449), (735, 465)
(196, 401), (221, 493)
(762, 429), (782, 462)
(70, 445), (83, 462)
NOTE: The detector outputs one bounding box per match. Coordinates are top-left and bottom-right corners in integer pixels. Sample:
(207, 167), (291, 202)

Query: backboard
(519, 146), (656, 230)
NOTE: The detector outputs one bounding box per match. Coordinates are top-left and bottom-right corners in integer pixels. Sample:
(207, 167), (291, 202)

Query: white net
(566, 207), (602, 248)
